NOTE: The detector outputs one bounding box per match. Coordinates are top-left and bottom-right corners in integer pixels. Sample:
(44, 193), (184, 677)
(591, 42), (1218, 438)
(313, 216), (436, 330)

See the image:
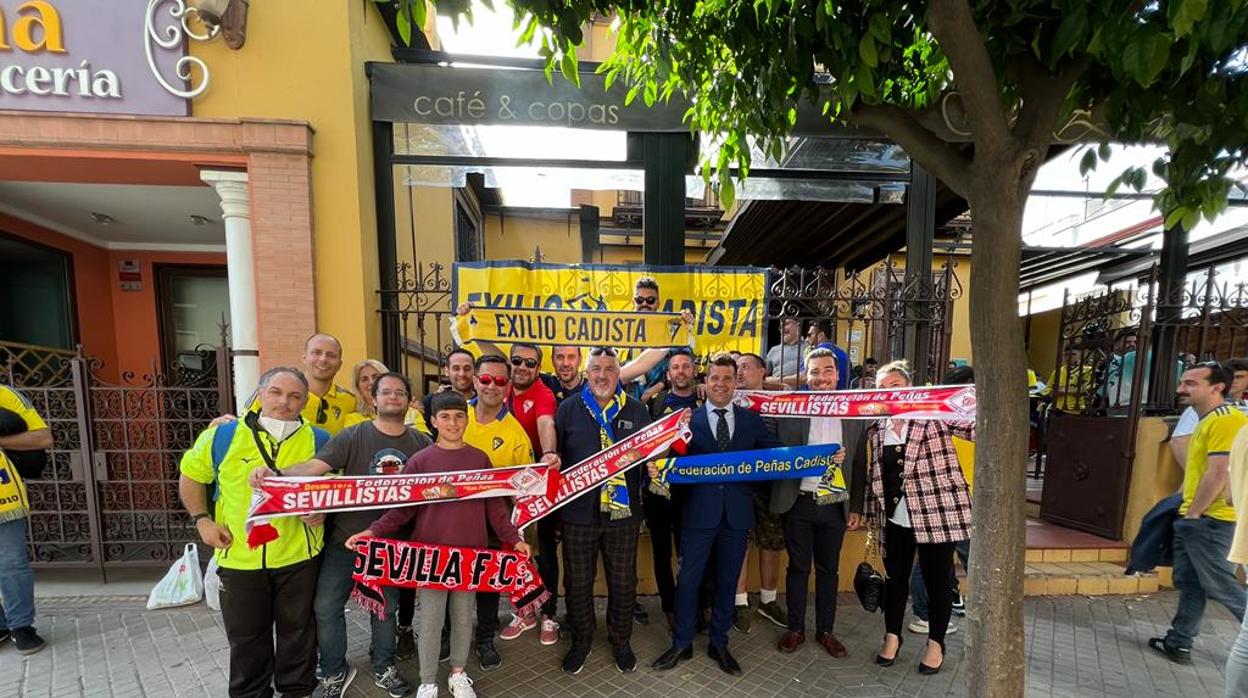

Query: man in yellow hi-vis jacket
(180, 367), (327, 698)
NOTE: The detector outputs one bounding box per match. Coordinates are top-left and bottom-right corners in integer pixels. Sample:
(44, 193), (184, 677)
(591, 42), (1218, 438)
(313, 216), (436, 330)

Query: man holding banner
(769, 348), (869, 659)
(554, 346), (656, 676)
(247, 372), (428, 698)
(650, 354), (787, 676)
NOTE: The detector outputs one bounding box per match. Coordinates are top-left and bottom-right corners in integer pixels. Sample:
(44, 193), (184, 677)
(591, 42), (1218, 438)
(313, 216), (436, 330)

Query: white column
(201, 169), (259, 414)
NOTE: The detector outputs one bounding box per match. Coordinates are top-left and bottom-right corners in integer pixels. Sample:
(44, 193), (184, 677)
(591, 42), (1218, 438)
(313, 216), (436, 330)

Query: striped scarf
(580, 382), (632, 520)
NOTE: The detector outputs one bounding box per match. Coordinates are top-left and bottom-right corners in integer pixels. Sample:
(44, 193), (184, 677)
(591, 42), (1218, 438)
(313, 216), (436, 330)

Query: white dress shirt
(883, 418), (912, 527)
(801, 417), (843, 492)
(706, 401), (735, 441)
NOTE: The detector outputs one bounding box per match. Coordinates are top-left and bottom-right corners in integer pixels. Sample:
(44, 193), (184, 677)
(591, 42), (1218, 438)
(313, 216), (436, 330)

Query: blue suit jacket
(681, 404), (785, 531)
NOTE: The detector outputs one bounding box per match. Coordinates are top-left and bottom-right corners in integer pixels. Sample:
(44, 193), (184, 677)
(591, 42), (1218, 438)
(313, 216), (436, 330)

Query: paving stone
(0, 592), (1241, 697)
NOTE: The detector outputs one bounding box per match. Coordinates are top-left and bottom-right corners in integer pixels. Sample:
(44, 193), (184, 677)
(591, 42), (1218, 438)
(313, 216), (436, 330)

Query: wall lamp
(188, 0), (249, 50)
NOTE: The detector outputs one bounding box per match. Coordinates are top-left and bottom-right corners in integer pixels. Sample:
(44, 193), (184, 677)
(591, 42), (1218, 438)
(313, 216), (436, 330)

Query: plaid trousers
(561, 518), (640, 650)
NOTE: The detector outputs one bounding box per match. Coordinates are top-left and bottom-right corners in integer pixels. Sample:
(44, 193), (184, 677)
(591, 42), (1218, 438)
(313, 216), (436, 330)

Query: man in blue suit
(650, 353), (785, 676)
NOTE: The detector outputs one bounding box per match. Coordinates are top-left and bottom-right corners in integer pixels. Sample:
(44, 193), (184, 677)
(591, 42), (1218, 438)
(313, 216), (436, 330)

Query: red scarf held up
(350, 537), (549, 620)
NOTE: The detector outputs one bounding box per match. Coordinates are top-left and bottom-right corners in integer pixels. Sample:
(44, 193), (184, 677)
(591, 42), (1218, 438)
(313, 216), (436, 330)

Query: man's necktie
(714, 408), (731, 451)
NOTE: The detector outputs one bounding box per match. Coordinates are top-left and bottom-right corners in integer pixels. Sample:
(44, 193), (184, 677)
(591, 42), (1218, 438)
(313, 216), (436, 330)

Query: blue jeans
(1164, 517), (1246, 650)
(911, 539), (969, 622)
(313, 543), (398, 676)
(0, 516), (35, 630)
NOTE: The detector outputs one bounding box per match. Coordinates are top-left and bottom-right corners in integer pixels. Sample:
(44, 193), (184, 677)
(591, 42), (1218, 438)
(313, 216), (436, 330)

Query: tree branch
(1011, 53), (1089, 191)
(850, 103), (973, 199)
(926, 0), (1012, 153)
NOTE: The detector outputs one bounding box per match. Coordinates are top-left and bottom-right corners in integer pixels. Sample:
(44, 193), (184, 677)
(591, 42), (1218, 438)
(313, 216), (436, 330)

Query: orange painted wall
(106, 250), (227, 381)
(0, 213), (225, 381)
(0, 212), (118, 378)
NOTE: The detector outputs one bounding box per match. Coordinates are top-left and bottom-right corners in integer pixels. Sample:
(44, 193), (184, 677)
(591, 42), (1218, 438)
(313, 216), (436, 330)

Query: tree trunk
(964, 180), (1030, 698)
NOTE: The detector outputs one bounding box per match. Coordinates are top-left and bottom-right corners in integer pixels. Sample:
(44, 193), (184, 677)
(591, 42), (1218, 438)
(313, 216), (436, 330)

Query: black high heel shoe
(875, 634), (903, 667)
(918, 638), (945, 675)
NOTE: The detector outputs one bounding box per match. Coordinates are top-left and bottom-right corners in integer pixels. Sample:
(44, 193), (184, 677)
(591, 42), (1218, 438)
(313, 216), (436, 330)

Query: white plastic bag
(146, 543), (204, 610)
(204, 555), (222, 611)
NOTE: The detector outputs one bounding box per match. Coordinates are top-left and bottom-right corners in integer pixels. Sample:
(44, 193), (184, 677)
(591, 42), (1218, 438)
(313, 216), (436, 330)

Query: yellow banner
(453, 262), (767, 356)
(454, 307), (691, 349)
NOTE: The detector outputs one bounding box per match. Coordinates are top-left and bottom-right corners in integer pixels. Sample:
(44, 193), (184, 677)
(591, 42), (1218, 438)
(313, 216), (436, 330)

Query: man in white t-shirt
(1170, 357), (1248, 470)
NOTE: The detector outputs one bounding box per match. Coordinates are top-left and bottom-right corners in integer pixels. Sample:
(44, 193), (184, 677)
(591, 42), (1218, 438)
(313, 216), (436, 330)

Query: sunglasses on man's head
(634, 295), (658, 306)
(477, 375), (510, 387)
(511, 357), (539, 369)
(589, 346), (618, 357)
(315, 399), (328, 424)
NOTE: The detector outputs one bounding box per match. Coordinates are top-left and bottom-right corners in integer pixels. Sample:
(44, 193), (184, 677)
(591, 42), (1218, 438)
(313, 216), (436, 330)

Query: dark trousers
(398, 588), (415, 627)
(644, 489), (681, 614)
(476, 591), (500, 644)
(883, 522), (957, 643)
(673, 516), (749, 649)
(562, 519), (640, 650)
(536, 516), (560, 618)
(218, 558), (319, 698)
(783, 495), (846, 635)
(1165, 516), (1246, 649)
(313, 544), (397, 676)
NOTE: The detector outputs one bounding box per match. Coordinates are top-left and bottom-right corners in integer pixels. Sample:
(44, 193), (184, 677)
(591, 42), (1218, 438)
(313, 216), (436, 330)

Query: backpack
(207, 420), (329, 501)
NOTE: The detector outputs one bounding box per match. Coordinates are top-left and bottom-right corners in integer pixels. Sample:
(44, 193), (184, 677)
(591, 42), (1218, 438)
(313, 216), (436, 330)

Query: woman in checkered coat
(864, 361), (975, 676)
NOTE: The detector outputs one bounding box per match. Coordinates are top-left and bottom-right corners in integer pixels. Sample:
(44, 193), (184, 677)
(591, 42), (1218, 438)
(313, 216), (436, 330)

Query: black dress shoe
(707, 644), (743, 676)
(650, 645), (692, 671)
(917, 639), (944, 675)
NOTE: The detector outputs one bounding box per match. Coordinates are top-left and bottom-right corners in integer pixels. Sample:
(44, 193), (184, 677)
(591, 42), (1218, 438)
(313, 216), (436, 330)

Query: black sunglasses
(511, 357), (539, 369)
(634, 295), (658, 306)
(589, 346), (618, 357)
(315, 398), (328, 424)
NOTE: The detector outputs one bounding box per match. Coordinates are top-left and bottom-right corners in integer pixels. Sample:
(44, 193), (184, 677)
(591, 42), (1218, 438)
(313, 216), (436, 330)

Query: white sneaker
(947, 623), (958, 635)
(907, 618), (930, 634)
(448, 671), (476, 698)
(416, 684), (439, 698)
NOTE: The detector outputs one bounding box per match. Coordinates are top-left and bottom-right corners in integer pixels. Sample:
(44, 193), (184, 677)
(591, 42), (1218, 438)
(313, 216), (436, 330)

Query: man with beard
(541, 344), (586, 405)
(556, 347), (655, 675)
(248, 373), (430, 698)
(770, 349), (868, 659)
(422, 348), (478, 439)
(462, 355), (534, 671)
(497, 343), (563, 647)
(643, 348), (702, 630)
(732, 352), (789, 632)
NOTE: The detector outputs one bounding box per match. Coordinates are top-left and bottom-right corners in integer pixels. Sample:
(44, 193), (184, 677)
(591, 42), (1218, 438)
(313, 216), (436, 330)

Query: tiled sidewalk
(0, 591), (1237, 697)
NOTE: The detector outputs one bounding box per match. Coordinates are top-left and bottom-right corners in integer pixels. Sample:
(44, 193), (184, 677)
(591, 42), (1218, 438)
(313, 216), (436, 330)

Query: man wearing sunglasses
(461, 355), (534, 672)
(497, 343), (564, 647)
(620, 277), (692, 404)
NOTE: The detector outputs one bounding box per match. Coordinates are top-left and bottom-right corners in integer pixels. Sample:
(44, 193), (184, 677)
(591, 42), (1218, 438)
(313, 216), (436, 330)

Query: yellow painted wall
(1027, 307), (1063, 380)
(190, 1), (395, 369)
(485, 212), (579, 263)
(887, 253), (974, 365)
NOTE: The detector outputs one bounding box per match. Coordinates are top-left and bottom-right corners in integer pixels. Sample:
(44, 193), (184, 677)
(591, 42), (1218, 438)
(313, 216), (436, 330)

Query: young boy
(347, 392), (531, 698)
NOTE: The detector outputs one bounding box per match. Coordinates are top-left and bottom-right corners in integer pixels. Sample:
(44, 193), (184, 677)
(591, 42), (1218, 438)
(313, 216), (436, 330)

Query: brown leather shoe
(777, 630), (805, 653)
(816, 632), (848, 658)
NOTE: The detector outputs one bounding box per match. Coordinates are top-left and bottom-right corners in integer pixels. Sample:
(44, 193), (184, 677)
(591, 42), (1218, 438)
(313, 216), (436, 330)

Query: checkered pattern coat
(865, 419), (975, 545)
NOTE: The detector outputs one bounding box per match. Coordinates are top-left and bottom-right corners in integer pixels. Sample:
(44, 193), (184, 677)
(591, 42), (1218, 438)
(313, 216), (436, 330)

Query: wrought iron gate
(377, 258), (960, 394)
(1, 341), (233, 568)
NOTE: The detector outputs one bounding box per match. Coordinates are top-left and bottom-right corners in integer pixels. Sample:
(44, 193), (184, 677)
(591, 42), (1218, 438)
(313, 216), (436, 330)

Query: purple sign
(0, 0), (194, 116)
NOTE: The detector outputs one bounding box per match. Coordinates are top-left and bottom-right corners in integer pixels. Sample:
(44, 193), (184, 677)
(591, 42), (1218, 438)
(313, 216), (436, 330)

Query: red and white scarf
(733, 385), (976, 420)
(350, 537), (549, 620)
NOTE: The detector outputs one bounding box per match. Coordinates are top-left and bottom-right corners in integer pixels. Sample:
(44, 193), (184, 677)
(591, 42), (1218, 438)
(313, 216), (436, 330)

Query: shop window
(0, 233), (74, 349)
(155, 265), (229, 373)
(454, 201), (483, 262)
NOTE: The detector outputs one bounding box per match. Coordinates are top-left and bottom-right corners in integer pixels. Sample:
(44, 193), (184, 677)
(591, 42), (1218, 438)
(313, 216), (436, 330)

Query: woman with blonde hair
(346, 359), (429, 434)
(865, 360), (974, 676)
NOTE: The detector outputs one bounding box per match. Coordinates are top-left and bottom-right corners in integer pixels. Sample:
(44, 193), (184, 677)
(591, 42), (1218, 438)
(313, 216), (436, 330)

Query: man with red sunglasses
(498, 342), (564, 647)
(461, 354), (534, 671)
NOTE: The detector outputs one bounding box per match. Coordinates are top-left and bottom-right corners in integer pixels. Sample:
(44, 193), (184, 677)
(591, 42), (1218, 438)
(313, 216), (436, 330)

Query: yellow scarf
(0, 455), (29, 522)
